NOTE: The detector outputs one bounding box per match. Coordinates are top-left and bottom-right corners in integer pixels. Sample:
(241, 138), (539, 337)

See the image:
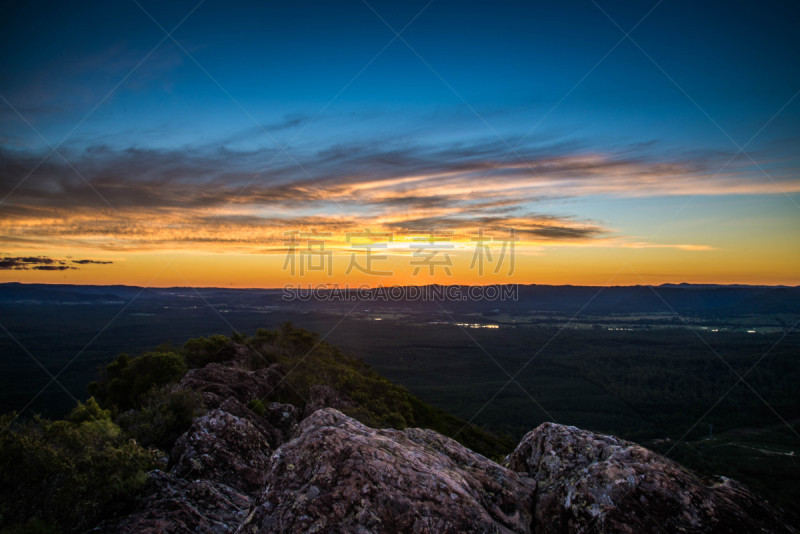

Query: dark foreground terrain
(1, 329), (796, 532)
(1, 283), (798, 520)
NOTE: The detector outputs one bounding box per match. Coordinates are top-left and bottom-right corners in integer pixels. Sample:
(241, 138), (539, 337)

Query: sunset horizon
(2, 1), (799, 289)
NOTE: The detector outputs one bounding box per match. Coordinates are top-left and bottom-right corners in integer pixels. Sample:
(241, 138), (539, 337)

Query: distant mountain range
(1, 282), (798, 315)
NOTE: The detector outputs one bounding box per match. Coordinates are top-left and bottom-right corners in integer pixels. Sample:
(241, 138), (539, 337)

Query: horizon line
(1, 281), (797, 290)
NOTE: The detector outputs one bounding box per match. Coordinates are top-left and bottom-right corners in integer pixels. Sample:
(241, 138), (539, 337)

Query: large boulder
(101, 410), (797, 534)
(170, 403), (274, 494)
(505, 422), (795, 533)
(245, 408), (536, 533)
(179, 362), (284, 407)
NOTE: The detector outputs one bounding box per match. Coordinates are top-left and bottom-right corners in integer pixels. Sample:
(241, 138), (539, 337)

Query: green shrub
(68, 396), (111, 424)
(276, 322), (320, 356)
(0, 402), (158, 533)
(255, 323), (513, 457)
(247, 398), (266, 416)
(183, 335), (235, 368)
(86, 324), (511, 463)
(117, 385), (205, 451)
(255, 328), (277, 342)
(90, 352), (188, 411)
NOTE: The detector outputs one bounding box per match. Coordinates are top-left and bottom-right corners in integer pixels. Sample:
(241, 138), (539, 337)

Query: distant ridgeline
(1, 282), (799, 314)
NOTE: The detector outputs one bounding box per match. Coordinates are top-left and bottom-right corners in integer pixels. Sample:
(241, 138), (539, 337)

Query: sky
(0, 0), (798, 287)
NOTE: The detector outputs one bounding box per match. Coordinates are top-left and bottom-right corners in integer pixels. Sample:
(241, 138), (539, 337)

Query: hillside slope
(1, 325), (796, 532)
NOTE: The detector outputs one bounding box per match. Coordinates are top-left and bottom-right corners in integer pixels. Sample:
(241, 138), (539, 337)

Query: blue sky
(3, 0), (798, 152)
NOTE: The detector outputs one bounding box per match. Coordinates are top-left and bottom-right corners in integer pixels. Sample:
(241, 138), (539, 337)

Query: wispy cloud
(619, 242), (716, 251)
(71, 259), (114, 264)
(0, 255), (112, 270)
(1, 134), (790, 253)
(0, 256), (72, 270)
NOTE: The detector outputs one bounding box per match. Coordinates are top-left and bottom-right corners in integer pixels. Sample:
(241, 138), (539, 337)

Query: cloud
(619, 242), (715, 251)
(1, 134), (788, 253)
(0, 256), (69, 270)
(71, 259), (114, 264)
(0, 255), (111, 270)
(517, 223), (604, 240)
(32, 265), (73, 271)
(3, 135), (794, 214)
(214, 114), (311, 147)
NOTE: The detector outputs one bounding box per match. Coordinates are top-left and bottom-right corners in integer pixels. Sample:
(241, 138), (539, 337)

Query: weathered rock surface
(94, 470), (251, 533)
(216, 396), (286, 447)
(245, 408), (536, 533)
(506, 422), (795, 533)
(263, 401), (299, 443)
(170, 404), (273, 494)
(302, 383), (360, 419)
(179, 362), (284, 407)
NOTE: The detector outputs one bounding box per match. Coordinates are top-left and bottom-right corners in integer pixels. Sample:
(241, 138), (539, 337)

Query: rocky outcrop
(263, 401), (299, 444)
(170, 404), (273, 494)
(94, 470), (251, 533)
(179, 363), (284, 408)
(246, 408), (536, 533)
(302, 383), (360, 419)
(506, 422), (794, 533)
(229, 342), (273, 370)
(104, 361), (796, 533)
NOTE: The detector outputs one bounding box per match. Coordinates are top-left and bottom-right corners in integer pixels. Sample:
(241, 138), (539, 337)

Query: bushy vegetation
(116, 384), (205, 451)
(88, 351), (188, 412)
(183, 334), (237, 368)
(247, 323), (514, 457)
(247, 398), (267, 416)
(83, 323), (512, 458)
(0, 399), (158, 533)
